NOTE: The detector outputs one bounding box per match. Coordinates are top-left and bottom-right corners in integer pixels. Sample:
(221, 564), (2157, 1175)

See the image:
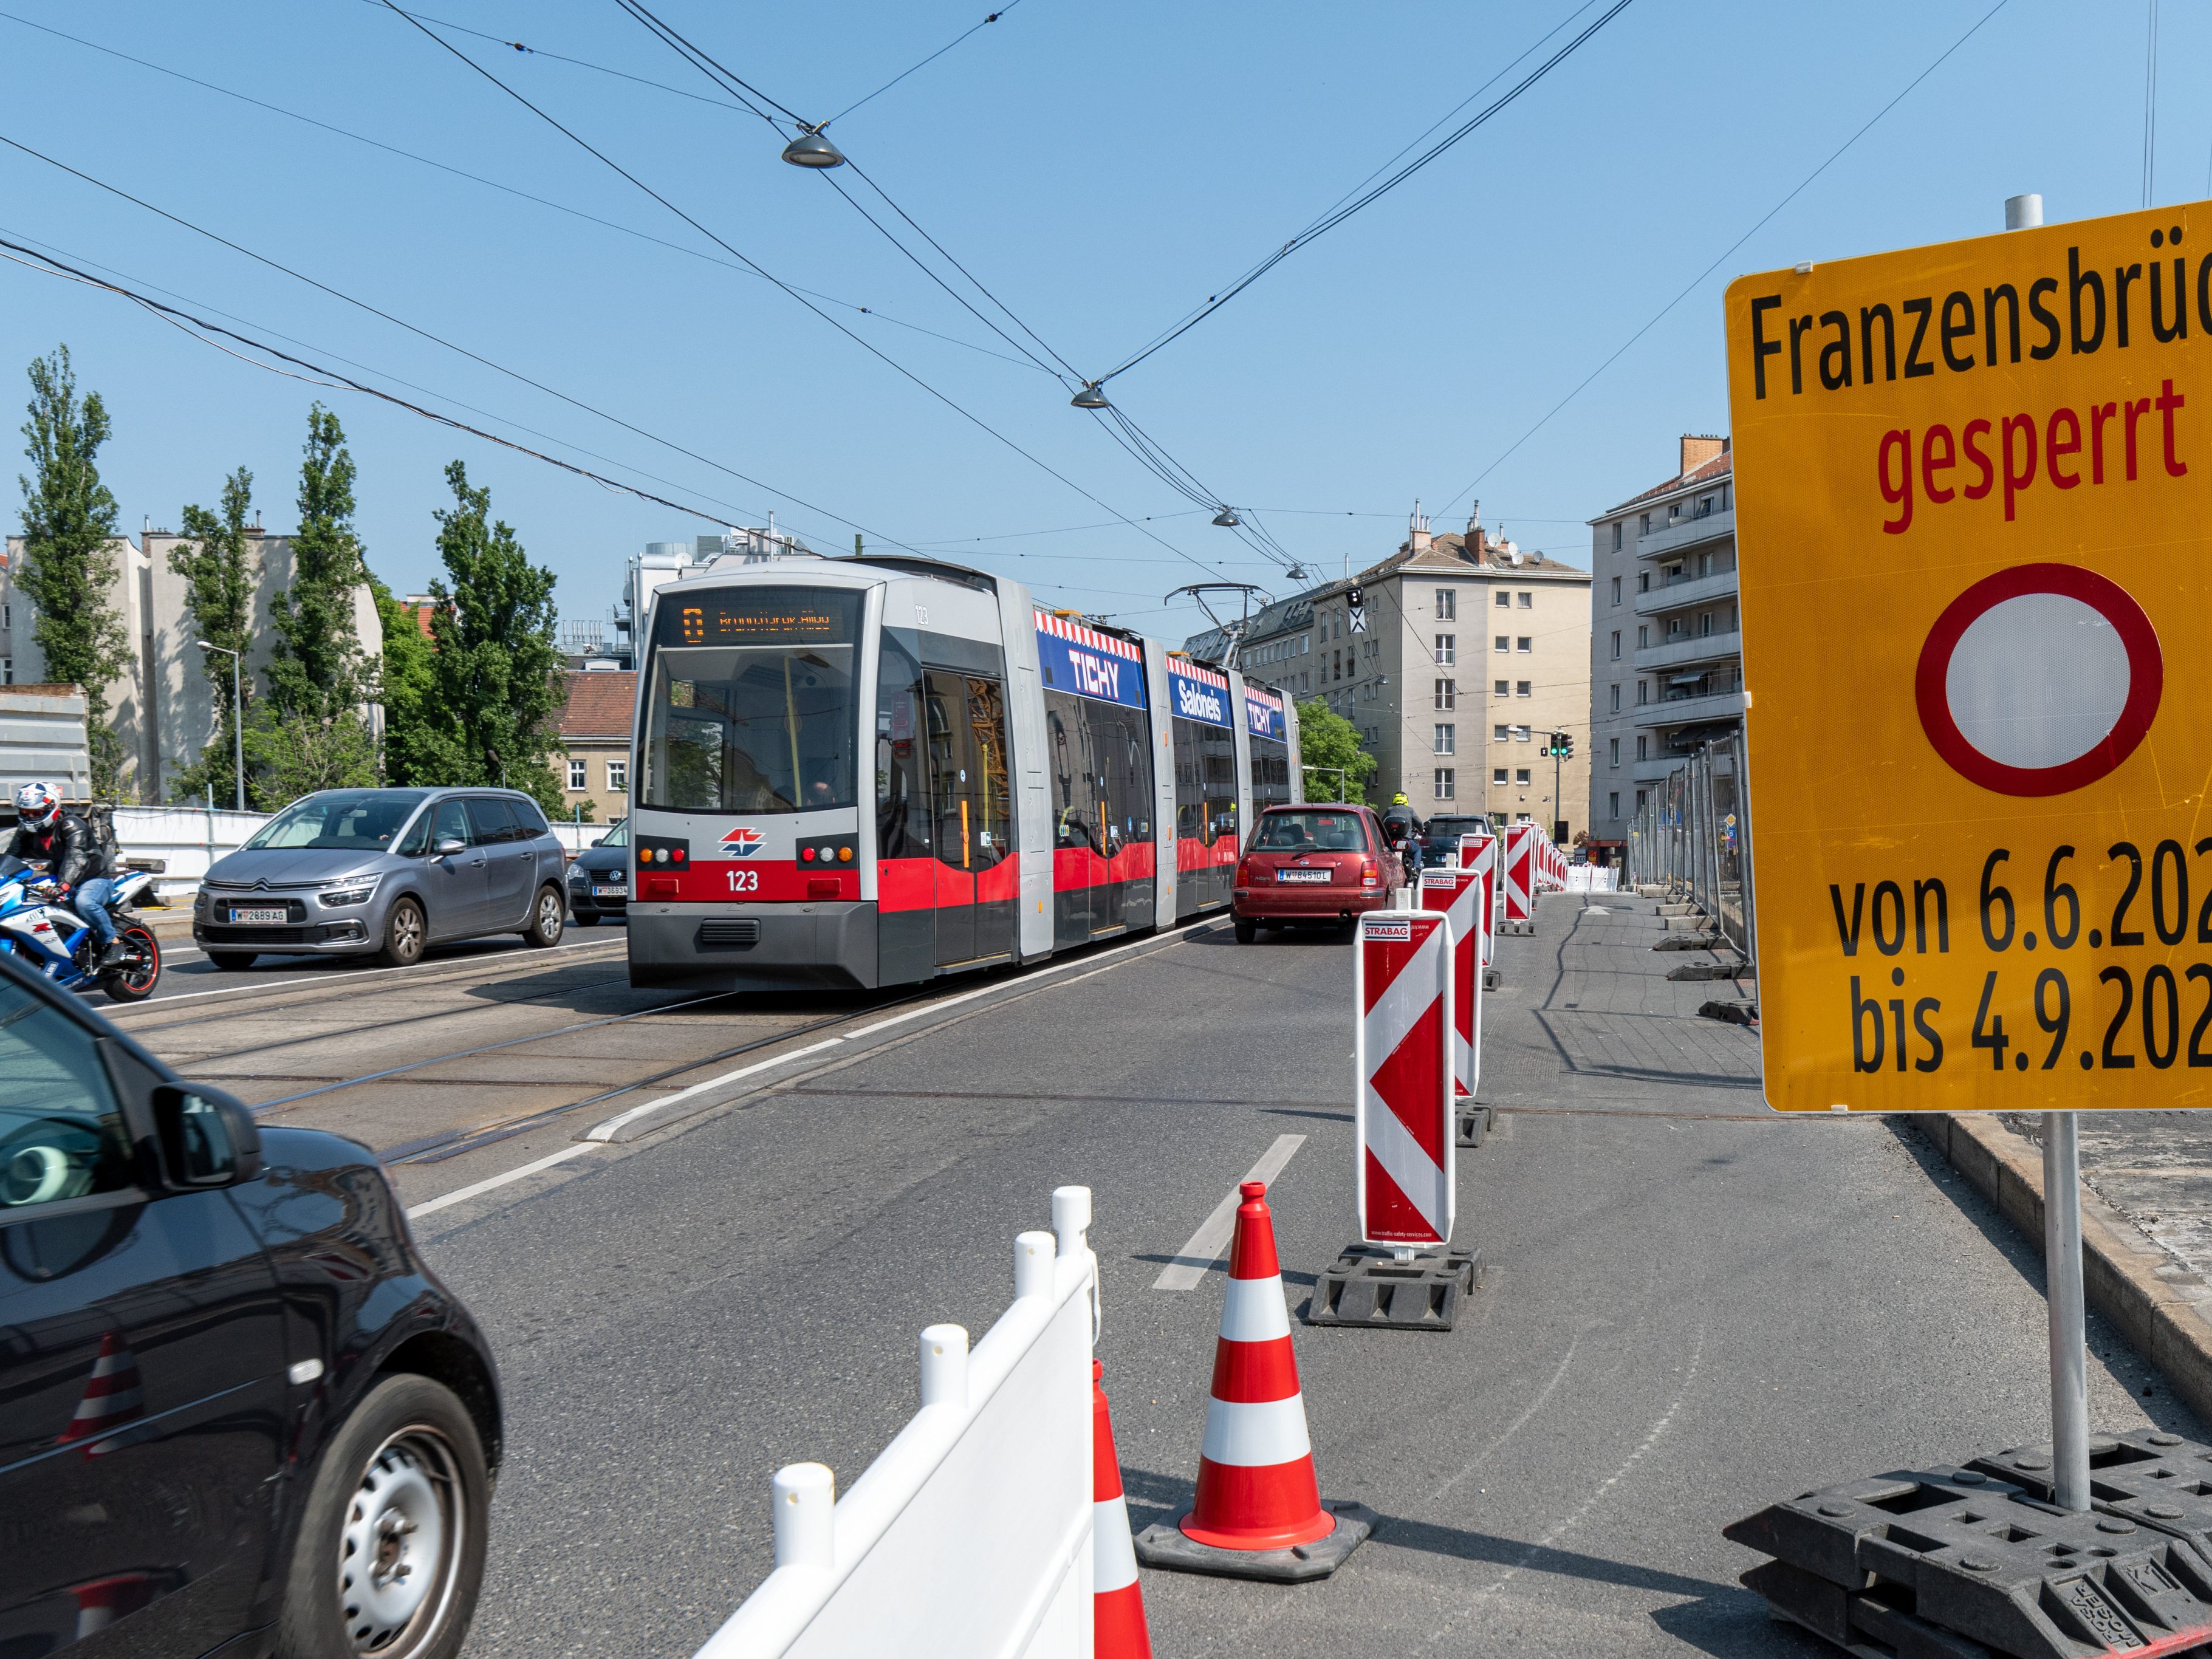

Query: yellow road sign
(1727, 204), (2212, 1111)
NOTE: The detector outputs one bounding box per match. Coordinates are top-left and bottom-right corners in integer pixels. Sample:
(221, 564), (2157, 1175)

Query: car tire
(275, 1372), (490, 1659)
(571, 911), (600, 927)
(375, 898), (427, 968)
(207, 949), (258, 971)
(1233, 919), (1256, 943)
(522, 885), (564, 947)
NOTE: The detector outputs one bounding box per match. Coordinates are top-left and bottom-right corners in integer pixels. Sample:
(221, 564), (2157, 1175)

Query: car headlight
(320, 884), (376, 908)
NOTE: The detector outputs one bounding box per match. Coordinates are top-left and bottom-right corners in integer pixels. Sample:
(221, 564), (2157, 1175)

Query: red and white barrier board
(1418, 869), (1484, 1100)
(1499, 824), (1536, 936)
(1456, 833), (1497, 966)
(1354, 912), (1454, 1247)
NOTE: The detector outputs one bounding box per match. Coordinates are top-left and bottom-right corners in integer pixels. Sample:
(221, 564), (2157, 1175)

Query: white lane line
(406, 1143), (596, 1220)
(583, 1039), (846, 1141)
(122, 936), (620, 1008)
(1152, 1134), (1308, 1290)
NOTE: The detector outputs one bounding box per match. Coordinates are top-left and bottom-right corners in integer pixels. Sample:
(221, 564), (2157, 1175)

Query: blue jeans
(72, 877), (117, 948)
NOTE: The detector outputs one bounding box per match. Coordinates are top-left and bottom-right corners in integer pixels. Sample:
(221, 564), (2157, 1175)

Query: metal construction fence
(1624, 733), (1756, 962)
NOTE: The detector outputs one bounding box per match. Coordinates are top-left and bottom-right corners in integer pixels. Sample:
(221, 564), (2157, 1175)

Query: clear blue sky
(0, 0), (2194, 641)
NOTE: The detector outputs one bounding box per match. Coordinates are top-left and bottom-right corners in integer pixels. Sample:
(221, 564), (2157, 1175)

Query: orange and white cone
(1183, 1181), (1332, 1550)
(57, 1330), (143, 1452)
(1092, 1361), (1154, 1659)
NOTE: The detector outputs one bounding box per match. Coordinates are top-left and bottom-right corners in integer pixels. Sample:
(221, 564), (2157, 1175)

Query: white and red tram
(625, 554), (1301, 988)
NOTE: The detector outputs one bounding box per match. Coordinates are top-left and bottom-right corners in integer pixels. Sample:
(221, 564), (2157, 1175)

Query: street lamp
(1211, 507), (1241, 527)
(780, 126), (846, 168)
(195, 640), (244, 812)
(1070, 383), (1109, 409)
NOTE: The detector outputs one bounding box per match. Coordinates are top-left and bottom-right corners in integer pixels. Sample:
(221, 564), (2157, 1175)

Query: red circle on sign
(1913, 563), (2161, 797)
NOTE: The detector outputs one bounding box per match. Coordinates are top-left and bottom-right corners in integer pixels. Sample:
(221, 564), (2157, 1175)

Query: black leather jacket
(7, 812), (100, 888)
(1381, 804), (1423, 845)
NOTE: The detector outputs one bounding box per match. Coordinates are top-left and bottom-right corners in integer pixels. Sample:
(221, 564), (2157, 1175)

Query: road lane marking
(123, 934), (620, 1008)
(584, 1039), (847, 1141)
(1152, 1134), (1307, 1290)
(406, 1143), (596, 1220)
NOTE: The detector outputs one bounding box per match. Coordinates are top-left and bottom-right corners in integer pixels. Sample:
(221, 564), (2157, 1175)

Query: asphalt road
(340, 891), (2203, 1658)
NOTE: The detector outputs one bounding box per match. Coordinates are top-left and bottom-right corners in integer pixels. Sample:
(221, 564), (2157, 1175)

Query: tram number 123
(727, 869), (759, 894)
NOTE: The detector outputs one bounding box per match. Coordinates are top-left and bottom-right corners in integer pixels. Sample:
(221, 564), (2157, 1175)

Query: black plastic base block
(1653, 932), (1723, 951)
(1455, 1103), (1495, 1148)
(1699, 998), (1758, 1025)
(1305, 1243), (1476, 1330)
(1482, 966), (1502, 991)
(1501, 920), (1534, 936)
(1666, 961), (1749, 981)
(1132, 1500), (1376, 1582)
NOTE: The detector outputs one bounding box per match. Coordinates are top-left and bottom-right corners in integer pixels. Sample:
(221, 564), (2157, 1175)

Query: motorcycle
(0, 854), (162, 1002)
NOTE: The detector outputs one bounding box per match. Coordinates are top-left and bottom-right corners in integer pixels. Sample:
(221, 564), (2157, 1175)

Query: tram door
(923, 671), (1013, 965)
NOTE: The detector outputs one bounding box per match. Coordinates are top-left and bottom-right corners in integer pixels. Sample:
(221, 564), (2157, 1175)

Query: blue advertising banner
(1034, 612), (1147, 710)
(1166, 659), (1233, 730)
(1242, 683), (1287, 743)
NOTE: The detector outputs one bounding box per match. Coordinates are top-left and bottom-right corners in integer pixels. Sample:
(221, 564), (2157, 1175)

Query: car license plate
(1276, 869), (1331, 884)
(593, 884), (628, 898)
(228, 906), (289, 925)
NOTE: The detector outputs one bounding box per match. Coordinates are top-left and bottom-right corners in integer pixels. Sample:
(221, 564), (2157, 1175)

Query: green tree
(421, 460), (564, 812)
(166, 466), (259, 805)
(246, 405), (377, 802)
(370, 574), (445, 787)
(1293, 698), (1377, 804)
(15, 346), (129, 795)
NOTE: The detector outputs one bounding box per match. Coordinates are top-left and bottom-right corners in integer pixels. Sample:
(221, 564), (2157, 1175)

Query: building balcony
(1631, 688), (1744, 730)
(1629, 754), (1693, 784)
(1635, 506), (1734, 561)
(1633, 629), (1742, 675)
(1632, 566), (1737, 617)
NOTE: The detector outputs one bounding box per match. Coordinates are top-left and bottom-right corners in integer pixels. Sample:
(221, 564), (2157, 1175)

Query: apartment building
(2, 528), (382, 803)
(1584, 434), (1739, 858)
(1188, 505), (1591, 833)
(555, 668), (634, 824)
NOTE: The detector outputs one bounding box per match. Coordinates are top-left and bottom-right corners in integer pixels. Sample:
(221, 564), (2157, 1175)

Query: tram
(625, 553), (1301, 989)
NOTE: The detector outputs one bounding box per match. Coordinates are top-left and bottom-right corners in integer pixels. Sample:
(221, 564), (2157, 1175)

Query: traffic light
(1556, 732), (1574, 760)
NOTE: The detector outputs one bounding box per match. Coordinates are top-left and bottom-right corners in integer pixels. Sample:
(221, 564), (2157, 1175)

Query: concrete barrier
(696, 1188), (1100, 1659)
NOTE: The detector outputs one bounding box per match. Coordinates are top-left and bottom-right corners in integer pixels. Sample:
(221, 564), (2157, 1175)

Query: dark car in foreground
(1413, 812), (1496, 869)
(0, 949), (501, 1657)
(1229, 802), (1405, 942)
(565, 817), (629, 925)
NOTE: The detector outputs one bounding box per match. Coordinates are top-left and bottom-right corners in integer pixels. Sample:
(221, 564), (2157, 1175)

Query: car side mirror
(591, 836), (606, 847)
(151, 1083), (261, 1188)
(433, 836), (467, 858)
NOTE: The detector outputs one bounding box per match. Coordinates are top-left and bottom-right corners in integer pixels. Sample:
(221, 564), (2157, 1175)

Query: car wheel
(1233, 919), (1256, 943)
(276, 1373), (489, 1659)
(101, 925), (162, 1002)
(376, 898), (427, 968)
(207, 949), (258, 971)
(522, 885), (564, 947)
(570, 911), (600, 927)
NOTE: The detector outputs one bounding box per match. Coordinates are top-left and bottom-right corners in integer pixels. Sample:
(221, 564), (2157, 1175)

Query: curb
(1919, 1112), (2212, 1426)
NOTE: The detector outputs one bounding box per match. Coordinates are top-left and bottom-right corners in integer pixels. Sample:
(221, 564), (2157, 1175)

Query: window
(1608, 790), (1620, 819)
(1493, 724), (1510, 742)
(1515, 680), (1531, 697)
(1516, 637), (1532, 654)
(1516, 813), (1532, 824)
(1609, 631), (1621, 661)
(1609, 683), (1620, 713)
(2, 602), (10, 628)
(1610, 575), (1620, 606)
(1517, 592), (1532, 608)
(608, 759), (629, 792)
(1635, 788), (1648, 810)
(1666, 618), (1682, 640)
(1636, 735), (1648, 761)
(1609, 737), (1620, 768)
(1637, 625), (1649, 649)
(1513, 725), (1531, 742)
(243, 788), (431, 850)
(568, 759), (587, 790)
(1436, 679), (1457, 711)
(1612, 523), (1623, 552)
(1493, 679), (1509, 697)
(2, 658), (11, 686)
(1434, 724), (1455, 754)
(1700, 611), (1713, 636)
(1433, 768), (1455, 800)
(1436, 589), (1456, 620)
(1638, 572), (1651, 593)
(1637, 679), (1649, 705)
(1640, 513), (1651, 533)
(0, 978), (135, 1211)
(1434, 635), (1456, 665)
(1514, 768), (1530, 785)
(1495, 590), (1510, 608)
(1492, 768), (1508, 785)
(1494, 635), (1509, 654)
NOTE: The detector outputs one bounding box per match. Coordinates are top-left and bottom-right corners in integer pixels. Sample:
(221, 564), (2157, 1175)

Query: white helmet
(14, 780), (59, 830)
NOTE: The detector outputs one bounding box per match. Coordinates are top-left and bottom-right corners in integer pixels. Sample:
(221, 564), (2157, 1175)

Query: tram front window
(641, 587), (861, 814)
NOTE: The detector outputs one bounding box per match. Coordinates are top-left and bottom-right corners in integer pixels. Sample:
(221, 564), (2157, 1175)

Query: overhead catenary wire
(820, 1), (1027, 129)
(1094, 0), (1638, 389)
(1436, 0), (2014, 516)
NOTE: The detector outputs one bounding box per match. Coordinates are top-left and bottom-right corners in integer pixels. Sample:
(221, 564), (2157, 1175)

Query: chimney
(1405, 499), (1431, 555)
(1679, 433), (1726, 477)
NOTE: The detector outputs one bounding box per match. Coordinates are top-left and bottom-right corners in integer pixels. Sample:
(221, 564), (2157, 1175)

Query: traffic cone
(1092, 1361), (1153, 1659)
(57, 1330), (143, 1451)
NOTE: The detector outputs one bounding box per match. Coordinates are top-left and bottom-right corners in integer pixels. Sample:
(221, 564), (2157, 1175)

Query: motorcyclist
(7, 781), (124, 969)
(1381, 791), (1425, 877)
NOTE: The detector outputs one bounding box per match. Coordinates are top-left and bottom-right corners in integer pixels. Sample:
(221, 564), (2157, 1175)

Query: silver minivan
(194, 787), (570, 969)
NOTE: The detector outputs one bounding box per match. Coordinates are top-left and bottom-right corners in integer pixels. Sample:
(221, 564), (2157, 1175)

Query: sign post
(1724, 191), (2212, 1517)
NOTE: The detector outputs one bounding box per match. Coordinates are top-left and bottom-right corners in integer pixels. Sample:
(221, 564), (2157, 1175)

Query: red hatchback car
(1230, 802), (1405, 942)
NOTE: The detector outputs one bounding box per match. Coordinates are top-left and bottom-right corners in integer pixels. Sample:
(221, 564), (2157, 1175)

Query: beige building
(1190, 507), (1591, 833)
(1584, 435), (1740, 858)
(2, 528), (382, 803)
(555, 669), (634, 825)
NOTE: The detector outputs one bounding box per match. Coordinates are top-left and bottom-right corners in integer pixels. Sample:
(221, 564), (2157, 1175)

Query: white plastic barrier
(1564, 866), (1620, 893)
(697, 1188), (1100, 1659)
